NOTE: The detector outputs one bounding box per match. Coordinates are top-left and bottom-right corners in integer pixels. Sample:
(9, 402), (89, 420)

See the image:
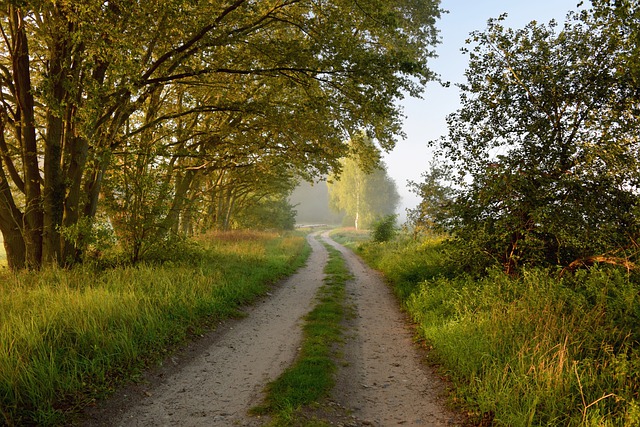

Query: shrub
(357, 234), (640, 426)
(371, 214), (398, 243)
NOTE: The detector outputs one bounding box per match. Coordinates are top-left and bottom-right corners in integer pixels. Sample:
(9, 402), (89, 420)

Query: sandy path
(324, 234), (461, 426)
(80, 232), (461, 427)
(81, 233), (329, 426)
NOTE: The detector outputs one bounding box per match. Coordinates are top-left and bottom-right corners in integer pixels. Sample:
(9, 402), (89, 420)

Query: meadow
(0, 231), (309, 426)
(338, 231), (640, 426)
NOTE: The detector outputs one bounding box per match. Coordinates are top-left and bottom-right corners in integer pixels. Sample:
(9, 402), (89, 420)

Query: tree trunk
(0, 165), (26, 270)
(61, 136), (89, 263)
(42, 30), (68, 264)
(12, 7), (43, 268)
(355, 192), (360, 230)
(157, 168), (198, 239)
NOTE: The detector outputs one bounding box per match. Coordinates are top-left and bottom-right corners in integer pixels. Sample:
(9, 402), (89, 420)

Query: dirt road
(80, 232), (461, 426)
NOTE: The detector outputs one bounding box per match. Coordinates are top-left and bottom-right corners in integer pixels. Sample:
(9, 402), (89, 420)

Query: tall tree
(328, 136), (400, 230)
(429, 10), (640, 274)
(0, 0), (442, 269)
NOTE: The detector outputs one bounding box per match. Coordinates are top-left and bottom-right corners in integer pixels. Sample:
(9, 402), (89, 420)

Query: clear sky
(386, 0), (590, 219)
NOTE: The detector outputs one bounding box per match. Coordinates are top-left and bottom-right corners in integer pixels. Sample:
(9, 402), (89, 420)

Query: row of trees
(410, 1), (640, 274)
(0, 0), (442, 268)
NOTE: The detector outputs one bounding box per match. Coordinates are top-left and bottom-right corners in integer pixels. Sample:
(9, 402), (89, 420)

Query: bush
(371, 214), (398, 243)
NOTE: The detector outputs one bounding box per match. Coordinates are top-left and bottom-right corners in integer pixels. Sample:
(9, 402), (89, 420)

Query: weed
(353, 231), (640, 426)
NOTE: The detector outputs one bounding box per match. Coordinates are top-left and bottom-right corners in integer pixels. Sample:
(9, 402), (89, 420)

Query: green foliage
(357, 235), (640, 426)
(371, 214), (398, 243)
(58, 215), (117, 264)
(0, 0), (443, 270)
(0, 231), (308, 426)
(256, 242), (351, 426)
(429, 10), (640, 274)
(407, 161), (454, 236)
(328, 136), (400, 230)
(233, 196), (297, 231)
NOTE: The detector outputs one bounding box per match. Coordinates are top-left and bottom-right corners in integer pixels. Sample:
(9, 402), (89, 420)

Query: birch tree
(328, 137), (400, 230)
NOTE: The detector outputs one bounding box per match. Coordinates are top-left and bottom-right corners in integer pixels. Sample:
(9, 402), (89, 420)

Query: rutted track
(324, 233), (461, 426)
(81, 233), (329, 426)
(80, 232), (461, 426)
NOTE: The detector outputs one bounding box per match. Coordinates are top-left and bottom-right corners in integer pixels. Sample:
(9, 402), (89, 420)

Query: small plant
(371, 214), (398, 243)
(355, 234), (640, 426)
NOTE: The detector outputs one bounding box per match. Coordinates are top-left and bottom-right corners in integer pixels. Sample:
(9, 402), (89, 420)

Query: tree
(289, 180), (345, 225)
(328, 137), (400, 230)
(0, 0), (443, 269)
(429, 10), (640, 274)
(407, 160), (454, 237)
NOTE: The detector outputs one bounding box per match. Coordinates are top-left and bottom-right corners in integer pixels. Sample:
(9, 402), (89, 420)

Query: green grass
(253, 240), (352, 426)
(349, 231), (640, 427)
(0, 230), (309, 426)
(328, 228), (370, 248)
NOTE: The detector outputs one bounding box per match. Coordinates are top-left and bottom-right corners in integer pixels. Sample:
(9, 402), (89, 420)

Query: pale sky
(386, 0), (590, 219)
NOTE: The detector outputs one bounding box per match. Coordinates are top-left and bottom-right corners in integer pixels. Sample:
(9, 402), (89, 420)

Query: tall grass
(0, 231), (309, 426)
(352, 232), (640, 426)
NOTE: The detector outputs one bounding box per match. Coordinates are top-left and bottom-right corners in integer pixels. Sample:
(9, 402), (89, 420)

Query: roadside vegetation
(0, 231), (308, 426)
(254, 241), (352, 426)
(348, 4), (639, 425)
(336, 229), (640, 426)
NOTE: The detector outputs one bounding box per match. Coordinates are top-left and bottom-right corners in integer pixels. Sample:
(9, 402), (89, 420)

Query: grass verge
(0, 230), (309, 426)
(337, 229), (640, 427)
(252, 240), (352, 426)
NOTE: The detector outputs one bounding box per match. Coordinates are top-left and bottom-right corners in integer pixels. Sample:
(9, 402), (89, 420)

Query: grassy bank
(341, 231), (640, 426)
(254, 241), (352, 426)
(0, 231), (309, 426)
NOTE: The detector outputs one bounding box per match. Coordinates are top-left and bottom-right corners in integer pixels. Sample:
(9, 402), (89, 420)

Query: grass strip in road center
(252, 240), (352, 426)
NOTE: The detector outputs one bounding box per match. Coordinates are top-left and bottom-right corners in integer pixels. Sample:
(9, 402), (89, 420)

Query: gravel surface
(79, 232), (462, 427)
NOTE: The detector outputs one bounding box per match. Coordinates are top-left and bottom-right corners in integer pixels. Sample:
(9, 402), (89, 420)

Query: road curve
(80, 231), (461, 426)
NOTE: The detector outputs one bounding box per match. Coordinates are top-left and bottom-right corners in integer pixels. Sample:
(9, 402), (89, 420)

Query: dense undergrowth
(0, 231), (309, 426)
(339, 230), (640, 426)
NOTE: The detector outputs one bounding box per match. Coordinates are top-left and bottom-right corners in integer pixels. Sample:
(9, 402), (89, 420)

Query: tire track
(322, 233), (461, 426)
(81, 233), (328, 427)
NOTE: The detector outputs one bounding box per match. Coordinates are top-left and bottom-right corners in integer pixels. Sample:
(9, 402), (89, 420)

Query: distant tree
(371, 214), (398, 243)
(233, 196), (297, 231)
(407, 161), (454, 237)
(289, 181), (344, 225)
(328, 137), (400, 230)
(429, 11), (640, 274)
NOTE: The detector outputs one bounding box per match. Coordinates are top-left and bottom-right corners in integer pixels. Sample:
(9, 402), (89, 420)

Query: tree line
(0, 0), (442, 269)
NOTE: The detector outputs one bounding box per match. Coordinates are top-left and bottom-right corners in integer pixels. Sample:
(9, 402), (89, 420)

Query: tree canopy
(0, 0), (442, 268)
(428, 9), (640, 274)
